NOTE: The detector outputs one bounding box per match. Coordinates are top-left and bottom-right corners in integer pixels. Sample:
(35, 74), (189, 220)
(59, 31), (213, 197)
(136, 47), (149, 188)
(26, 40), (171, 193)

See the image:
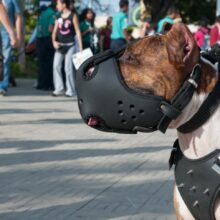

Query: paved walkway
(0, 79), (177, 220)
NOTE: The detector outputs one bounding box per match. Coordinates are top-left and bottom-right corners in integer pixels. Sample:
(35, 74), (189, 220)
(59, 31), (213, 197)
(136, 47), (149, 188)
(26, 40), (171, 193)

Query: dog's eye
(125, 54), (135, 62)
(126, 55), (134, 61)
(121, 53), (139, 65)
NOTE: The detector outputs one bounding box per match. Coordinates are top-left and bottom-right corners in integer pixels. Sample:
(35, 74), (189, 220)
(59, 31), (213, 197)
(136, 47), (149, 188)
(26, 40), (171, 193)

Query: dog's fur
(119, 23), (220, 220)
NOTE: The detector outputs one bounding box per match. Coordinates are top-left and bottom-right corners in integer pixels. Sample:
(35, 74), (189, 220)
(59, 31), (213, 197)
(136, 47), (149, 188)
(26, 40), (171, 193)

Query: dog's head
(119, 23), (215, 101)
(76, 23), (217, 133)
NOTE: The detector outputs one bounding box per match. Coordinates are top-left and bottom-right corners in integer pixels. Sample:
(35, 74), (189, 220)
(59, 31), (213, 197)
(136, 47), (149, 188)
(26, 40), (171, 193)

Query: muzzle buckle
(188, 78), (198, 88)
(160, 102), (181, 119)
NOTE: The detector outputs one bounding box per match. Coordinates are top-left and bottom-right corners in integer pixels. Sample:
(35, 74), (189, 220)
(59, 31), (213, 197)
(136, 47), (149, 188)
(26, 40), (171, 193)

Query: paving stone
(0, 79), (177, 220)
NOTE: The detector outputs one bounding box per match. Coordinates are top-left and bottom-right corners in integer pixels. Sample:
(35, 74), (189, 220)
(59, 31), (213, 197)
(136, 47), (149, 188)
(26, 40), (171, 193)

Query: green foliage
(178, 0), (216, 24)
(24, 11), (37, 35)
(11, 55), (37, 79)
(144, 0), (216, 24)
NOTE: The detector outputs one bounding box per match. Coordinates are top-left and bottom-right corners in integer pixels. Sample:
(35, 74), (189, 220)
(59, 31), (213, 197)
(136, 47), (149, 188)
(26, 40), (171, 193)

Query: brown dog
(119, 23), (220, 220)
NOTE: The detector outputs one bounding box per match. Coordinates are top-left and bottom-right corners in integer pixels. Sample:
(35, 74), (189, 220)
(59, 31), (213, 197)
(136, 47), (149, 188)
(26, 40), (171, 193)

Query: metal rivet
(193, 200), (199, 207)
(177, 183), (184, 188)
(190, 186), (196, 192)
(186, 169), (193, 175)
(203, 188), (210, 195)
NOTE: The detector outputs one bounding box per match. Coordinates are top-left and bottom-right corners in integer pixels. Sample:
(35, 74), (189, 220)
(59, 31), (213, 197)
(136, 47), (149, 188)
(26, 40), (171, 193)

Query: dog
(118, 23), (220, 220)
(76, 22), (220, 220)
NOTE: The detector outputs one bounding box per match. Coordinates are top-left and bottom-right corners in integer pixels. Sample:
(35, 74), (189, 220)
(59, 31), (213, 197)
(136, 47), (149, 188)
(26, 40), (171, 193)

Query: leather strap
(178, 71), (220, 133)
(158, 64), (202, 133)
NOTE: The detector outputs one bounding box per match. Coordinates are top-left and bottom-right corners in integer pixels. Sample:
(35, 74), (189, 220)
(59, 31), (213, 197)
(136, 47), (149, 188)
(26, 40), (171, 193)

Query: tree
(178, 0), (216, 24)
(142, 0), (216, 24)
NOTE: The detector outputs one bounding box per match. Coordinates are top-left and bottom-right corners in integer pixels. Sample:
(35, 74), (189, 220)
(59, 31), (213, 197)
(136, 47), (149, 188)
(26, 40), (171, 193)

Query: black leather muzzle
(76, 49), (201, 134)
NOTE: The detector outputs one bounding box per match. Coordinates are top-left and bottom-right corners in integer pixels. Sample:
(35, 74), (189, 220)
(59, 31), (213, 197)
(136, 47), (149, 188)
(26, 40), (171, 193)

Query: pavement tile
(0, 79), (177, 220)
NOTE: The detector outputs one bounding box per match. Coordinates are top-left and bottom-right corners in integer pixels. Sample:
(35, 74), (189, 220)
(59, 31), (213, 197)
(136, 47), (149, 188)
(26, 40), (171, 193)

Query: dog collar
(178, 54), (220, 133)
(76, 48), (201, 134)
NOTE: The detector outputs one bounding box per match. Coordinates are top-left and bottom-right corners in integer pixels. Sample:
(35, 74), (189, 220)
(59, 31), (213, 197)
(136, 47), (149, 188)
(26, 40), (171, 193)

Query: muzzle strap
(157, 64), (202, 133)
(178, 66), (220, 133)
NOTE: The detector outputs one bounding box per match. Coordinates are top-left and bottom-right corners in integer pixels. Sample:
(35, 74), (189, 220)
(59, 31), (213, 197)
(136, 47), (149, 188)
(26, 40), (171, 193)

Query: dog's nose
(87, 117), (99, 126)
(86, 67), (95, 76)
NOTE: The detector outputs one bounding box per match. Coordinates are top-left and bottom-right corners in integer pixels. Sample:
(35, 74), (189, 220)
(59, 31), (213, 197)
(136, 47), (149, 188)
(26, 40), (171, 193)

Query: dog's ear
(166, 23), (200, 73)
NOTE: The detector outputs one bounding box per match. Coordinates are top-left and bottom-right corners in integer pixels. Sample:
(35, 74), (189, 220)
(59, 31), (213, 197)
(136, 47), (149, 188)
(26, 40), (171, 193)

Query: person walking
(0, 0), (22, 96)
(99, 16), (112, 52)
(0, 0), (17, 81)
(194, 17), (210, 51)
(0, 0), (17, 47)
(110, 0), (129, 50)
(210, 15), (220, 47)
(157, 7), (179, 33)
(36, 3), (56, 91)
(52, 0), (82, 97)
(79, 8), (97, 53)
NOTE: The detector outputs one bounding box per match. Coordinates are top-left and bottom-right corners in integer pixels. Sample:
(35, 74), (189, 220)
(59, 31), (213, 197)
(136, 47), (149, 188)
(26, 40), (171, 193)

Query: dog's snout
(86, 67), (95, 77)
(87, 117), (99, 126)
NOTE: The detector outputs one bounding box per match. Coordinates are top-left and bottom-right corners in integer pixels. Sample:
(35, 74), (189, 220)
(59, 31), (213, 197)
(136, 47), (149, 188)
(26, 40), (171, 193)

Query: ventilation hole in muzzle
(118, 110), (124, 116)
(139, 109), (145, 115)
(130, 105), (135, 111)
(131, 115), (137, 121)
(118, 100), (123, 106)
(121, 119), (127, 125)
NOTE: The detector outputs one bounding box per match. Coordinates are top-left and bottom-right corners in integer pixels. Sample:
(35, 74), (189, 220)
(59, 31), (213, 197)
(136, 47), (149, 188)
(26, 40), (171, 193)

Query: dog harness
(170, 140), (220, 220)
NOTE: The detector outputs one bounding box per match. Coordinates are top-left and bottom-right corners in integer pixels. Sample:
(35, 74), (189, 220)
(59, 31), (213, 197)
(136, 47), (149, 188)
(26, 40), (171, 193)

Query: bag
(0, 35), (3, 81)
(72, 48), (93, 70)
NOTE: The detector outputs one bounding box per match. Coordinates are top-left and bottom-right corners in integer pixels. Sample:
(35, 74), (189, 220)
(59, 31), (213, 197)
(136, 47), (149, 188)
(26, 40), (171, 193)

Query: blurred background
(11, 0), (219, 80)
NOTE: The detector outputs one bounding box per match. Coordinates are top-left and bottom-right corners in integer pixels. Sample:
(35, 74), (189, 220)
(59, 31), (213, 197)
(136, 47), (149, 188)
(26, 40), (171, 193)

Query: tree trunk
(143, 0), (175, 24)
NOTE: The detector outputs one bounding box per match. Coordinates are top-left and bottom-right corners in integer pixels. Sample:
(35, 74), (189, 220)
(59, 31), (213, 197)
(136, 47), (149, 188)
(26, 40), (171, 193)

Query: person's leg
(41, 37), (54, 90)
(0, 31), (12, 94)
(53, 50), (65, 95)
(64, 46), (75, 96)
(36, 38), (44, 89)
(47, 37), (55, 90)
